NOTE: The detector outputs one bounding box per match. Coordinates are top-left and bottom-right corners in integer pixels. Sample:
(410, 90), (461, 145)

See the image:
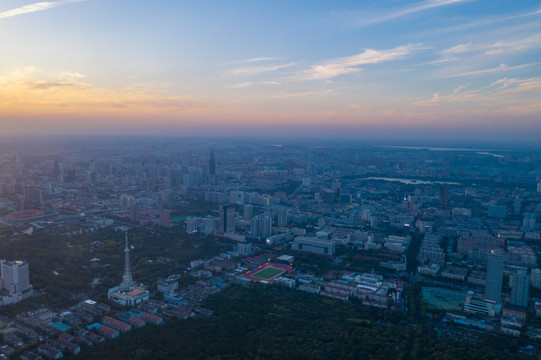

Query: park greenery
(0, 226), (229, 315)
(69, 285), (533, 360)
(0, 225), (537, 359)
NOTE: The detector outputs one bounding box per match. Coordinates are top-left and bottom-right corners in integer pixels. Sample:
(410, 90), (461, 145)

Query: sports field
(251, 267), (285, 280)
(243, 262), (293, 282)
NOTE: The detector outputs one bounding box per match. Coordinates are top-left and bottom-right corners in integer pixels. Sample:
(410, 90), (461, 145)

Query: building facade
(485, 249), (504, 303)
(0, 260), (33, 306)
(219, 204), (235, 234)
(292, 237), (335, 256)
(511, 269), (529, 307)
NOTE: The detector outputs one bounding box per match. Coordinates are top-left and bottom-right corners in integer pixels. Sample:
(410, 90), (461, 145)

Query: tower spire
(119, 229), (135, 291)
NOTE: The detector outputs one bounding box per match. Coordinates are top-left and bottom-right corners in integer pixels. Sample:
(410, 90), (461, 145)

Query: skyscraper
(511, 269), (529, 307)
(439, 184), (448, 209)
(209, 150), (216, 184)
(53, 161), (63, 183)
(244, 204), (254, 220)
(485, 249), (504, 303)
(277, 206), (288, 227)
(209, 150), (216, 175)
(219, 204), (235, 234)
(260, 215), (272, 239)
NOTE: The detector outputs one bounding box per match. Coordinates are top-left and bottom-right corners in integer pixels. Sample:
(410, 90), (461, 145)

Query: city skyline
(1, 1), (540, 142)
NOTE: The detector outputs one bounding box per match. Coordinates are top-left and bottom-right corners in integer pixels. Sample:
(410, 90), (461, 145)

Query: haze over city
(3, 2), (541, 358)
(1, 0), (540, 142)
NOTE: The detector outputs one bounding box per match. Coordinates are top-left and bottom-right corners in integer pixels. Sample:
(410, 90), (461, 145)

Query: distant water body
(362, 177), (461, 185)
(377, 145), (502, 152)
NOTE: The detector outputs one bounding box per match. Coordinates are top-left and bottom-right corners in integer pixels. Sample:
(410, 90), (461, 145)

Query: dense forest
(70, 285), (532, 360)
(0, 227), (230, 314)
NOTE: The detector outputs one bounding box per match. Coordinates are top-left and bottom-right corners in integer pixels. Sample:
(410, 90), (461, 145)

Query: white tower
(119, 230), (135, 291)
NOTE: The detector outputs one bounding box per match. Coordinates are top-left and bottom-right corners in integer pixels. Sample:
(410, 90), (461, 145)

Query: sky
(0, 0), (540, 142)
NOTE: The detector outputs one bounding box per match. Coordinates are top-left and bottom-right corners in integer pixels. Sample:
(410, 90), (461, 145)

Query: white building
(0, 260), (33, 306)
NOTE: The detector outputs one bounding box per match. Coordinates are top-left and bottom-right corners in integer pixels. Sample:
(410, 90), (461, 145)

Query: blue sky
(0, 0), (540, 142)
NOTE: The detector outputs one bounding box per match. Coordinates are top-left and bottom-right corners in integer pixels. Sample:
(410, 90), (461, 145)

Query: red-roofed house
(102, 316), (132, 333)
(140, 312), (163, 325)
(97, 325), (119, 339)
(128, 316), (145, 328)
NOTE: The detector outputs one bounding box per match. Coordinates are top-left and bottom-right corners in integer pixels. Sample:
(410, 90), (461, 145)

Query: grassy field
(252, 267), (285, 280)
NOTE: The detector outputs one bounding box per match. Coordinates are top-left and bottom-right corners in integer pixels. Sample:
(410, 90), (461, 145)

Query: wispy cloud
(228, 81), (280, 88)
(485, 33), (541, 55)
(0, 67), (205, 115)
(435, 6), (541, 33)
(243, 57), (280, 63)
(417, 76), (541, 114)
(303, 44), (422, 80)
(227, 57), (282, 65)
(425, 33), (541, 66)
(422, 43), (471, 66)
(442, 63), (534, 78)
(453, 84), (469, 93)
(441, 43), (471, 55)
(0, 67), (91, 91)
(229, 82), (254, 88)
(229, 62), (295, 76)
(355, 0), (472, 26)
(421, 57), (457, 66)
(0, 0), (86, 20)
(27, 80), (89, 90)
(270, 89), (335, 99)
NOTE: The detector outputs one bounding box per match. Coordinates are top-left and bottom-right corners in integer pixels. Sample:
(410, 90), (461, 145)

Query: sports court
(251, 266), (285, 280)
(243, 262), (294, 282)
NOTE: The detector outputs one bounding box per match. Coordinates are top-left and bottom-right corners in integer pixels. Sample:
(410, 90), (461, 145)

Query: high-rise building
(523, 213), (536, 232)
(485, 249), (504, 303)
(511, 269), (529, 307)
(277, 206), (288, 227)
(209, 150), (216, 175)
(531, 268), (541, 289)
(219, 205), (235, 234)
(244, 204), (254, 220)
(251, 214), (272, 239)
(129, 205), (140, 222)
(203, 216), (215, 234)
(0, 260), (33, 306)
(439, 184), (448, 209)
(53, 161), (63, 183)
(260, 215), (272, 238)
(209, 150), (216, 184)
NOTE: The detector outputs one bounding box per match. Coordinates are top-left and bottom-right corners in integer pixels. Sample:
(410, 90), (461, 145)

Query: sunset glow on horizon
(1, 1), (540, 142)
